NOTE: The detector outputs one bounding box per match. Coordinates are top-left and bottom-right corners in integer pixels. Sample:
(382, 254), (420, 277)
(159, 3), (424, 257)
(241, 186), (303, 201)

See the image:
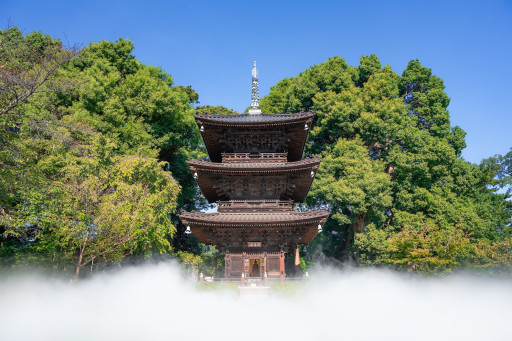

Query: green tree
(400, 59), (451, 137)
(357, 54), (381, 85)
(195, 105), (237, 115)
(58, 38), (201, 207)
(0, 29), (196, 276)
(309, 138), (392, 259)
(0, 27), (78, 116)
(261, 55), (512, 274)
(480, 147), (512, 196)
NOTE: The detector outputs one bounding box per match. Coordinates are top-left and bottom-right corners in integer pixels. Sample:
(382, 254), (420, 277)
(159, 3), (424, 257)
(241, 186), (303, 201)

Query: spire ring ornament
(249, 61), (261, 114)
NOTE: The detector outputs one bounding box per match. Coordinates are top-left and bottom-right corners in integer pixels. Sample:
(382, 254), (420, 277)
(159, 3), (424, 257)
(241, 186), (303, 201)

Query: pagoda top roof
(194, 112), (314, 162)
(195, 111), (314, 126)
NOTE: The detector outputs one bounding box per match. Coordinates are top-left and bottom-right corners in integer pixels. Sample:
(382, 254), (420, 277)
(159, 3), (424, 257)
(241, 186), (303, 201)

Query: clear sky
(1, 0), (510, 163)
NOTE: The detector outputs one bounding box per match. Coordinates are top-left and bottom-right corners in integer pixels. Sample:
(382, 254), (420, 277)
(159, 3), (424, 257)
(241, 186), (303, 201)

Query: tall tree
(308, 138), (392, 259)
(0, 27), (78, 116)
(0, 29), (195, 275)
(261, 55), (512, 273)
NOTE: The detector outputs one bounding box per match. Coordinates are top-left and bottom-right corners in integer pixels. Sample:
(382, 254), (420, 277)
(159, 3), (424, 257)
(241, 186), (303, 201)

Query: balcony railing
(221, 152), (287, 163)
(217, 199), (295, 212)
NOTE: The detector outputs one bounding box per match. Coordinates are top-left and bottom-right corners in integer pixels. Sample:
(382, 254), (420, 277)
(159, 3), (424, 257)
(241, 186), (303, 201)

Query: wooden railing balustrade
(217, 199), (294, 212)
(221, 152), (287, 163)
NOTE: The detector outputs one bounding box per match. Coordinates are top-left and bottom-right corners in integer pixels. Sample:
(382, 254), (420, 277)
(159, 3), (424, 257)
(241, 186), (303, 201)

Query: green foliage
(400, 59), (450, 137)
(358, 54), (381, 85)
(175, 247), (225, 277)
(0, 27), (77, 118)
(2, 128), (180, 274)
(2, 28), (510, 277)
(175, 251), (202, 271)
(195, 105), (237, 115)
(310, 138), (392, 233)
(270, 281), (307, 297)
(480, 147), (512, 196)
(0, 28), (197, 277)
(260, 56), (358, 114)
(262, 55), (512, 274)
(60, 38), (200, 207)
(299, 256), (314, 271)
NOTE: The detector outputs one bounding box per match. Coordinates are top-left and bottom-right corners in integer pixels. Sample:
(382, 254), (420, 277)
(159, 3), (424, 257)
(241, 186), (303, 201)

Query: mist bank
(0, 262), (510, 341)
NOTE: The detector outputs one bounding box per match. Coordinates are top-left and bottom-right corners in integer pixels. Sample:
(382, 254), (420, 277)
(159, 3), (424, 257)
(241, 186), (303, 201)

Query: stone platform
(238, 285), (270, 301)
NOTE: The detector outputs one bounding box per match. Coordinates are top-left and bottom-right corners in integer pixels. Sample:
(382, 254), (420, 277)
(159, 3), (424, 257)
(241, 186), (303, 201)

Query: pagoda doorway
(249, 259), (261, 277)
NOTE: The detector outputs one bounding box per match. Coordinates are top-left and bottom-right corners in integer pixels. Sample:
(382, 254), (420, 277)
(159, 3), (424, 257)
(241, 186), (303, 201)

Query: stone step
(238, 286), (270, 301)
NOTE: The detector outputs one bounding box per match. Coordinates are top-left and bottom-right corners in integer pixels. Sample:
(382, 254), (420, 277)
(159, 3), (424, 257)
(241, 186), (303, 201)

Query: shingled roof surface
(179, 209), (328, 224)
(195, 112), (314, 124)
(187, 157), (320, 170)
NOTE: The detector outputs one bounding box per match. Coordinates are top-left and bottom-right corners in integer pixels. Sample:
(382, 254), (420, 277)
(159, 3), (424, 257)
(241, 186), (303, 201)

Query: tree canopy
(1, 29), (510, 277)
(0, 28), (200, 277)
(261, 55), (511, 274)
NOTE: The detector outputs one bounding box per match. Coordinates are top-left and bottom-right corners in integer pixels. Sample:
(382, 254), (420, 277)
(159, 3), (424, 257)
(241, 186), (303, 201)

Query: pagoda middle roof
(188, 158), (320, 203)
(187, 157), (320, 171)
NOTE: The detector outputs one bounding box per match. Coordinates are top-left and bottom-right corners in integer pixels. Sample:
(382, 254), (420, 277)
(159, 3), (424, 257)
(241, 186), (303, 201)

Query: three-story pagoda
(179, 62), (328, 280)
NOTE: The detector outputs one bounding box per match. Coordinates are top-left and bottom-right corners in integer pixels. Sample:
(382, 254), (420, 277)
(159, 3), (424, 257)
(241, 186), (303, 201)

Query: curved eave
(195, 112), (314, 127)
(188, 158), (320, 203)
(195, 112), (314, 162)
(179, 210), (328, 225)
(187, 157), (320, 172)
(178, 210), (328, 246)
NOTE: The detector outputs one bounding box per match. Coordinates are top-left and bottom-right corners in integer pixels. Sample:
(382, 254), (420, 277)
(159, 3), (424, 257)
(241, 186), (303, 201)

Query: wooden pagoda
(178, 62), (328, 281)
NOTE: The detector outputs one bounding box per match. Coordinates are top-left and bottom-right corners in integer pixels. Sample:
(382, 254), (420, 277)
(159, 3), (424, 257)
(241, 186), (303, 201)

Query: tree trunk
(343, 225), (352, 260)
(74, 231), (89, 281)
(353, 214), (366, 234)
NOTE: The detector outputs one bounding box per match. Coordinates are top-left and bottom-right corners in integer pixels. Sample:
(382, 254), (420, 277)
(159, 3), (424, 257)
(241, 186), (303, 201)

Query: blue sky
(1, 0), (510, 163)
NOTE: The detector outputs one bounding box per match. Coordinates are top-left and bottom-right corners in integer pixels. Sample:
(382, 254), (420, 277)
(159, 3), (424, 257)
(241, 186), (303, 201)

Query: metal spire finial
(249, 61), (261, 114)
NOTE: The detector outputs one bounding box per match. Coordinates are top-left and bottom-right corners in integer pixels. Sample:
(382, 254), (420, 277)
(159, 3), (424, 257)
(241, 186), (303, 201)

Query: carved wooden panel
(222, 152), (287, 163)
(231, 257), (242, 275)
(220, 131), (289, 153)
(267, 258), (280, 273)
(217, 200), (294, 212)
(214, 175), (292, 200)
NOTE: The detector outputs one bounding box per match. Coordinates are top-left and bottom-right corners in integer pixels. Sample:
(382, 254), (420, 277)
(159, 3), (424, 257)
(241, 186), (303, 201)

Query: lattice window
(267, 258), (280, 272)
(231, 258), (242, 274)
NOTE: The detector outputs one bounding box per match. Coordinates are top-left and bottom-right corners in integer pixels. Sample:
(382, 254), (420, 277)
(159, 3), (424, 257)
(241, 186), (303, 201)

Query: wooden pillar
(263, 252), (267, 278)
(279, 250), (285, 282)
(294, 245), (301, 275)
(224, 251), (230, 278)
(243, 252), (249, 277)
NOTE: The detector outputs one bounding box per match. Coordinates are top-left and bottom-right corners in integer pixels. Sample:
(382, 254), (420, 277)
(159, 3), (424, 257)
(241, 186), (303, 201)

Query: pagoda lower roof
(179, 209), (328, 226)
(178, 209), (328, 248)
(188, 158), (320, 203)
